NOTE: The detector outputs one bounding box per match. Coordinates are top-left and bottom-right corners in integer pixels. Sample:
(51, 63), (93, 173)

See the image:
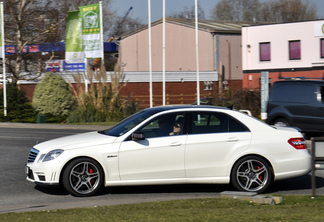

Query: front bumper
(25, 164), (60, 186)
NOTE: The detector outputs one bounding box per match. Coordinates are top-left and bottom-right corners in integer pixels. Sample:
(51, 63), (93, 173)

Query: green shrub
(213, 89), (261, 118)
(0, 83), (37, 122)
(33, 72), (76, 119)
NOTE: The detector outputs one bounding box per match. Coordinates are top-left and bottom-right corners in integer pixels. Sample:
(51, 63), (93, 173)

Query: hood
(34, 131), (117, 152)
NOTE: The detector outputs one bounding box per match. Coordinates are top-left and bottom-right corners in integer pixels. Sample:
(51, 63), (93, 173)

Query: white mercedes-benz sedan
(26, 105), (311, 197)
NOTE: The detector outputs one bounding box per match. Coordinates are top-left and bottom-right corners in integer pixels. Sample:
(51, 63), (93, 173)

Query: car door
(312, 85), (324, 130)
(185, 111), (252, 178)
(119, 112), (187, 180)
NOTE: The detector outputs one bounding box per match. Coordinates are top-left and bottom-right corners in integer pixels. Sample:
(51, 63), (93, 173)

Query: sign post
(0, 2), (6, 116)
(261, 71), (269, 120)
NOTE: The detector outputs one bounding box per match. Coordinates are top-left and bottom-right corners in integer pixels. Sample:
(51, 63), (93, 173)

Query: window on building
(289, 40), (301, 60)
(204, 81), (213, 91)
(260, 42), (271, 61)
(321, 39), (324, 58)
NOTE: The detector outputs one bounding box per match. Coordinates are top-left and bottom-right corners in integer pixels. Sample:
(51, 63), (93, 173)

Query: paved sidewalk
(0, 122), (110, 131)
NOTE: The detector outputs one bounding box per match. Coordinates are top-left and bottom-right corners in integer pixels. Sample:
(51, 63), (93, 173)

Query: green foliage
(67, 95), (138, 123)
(1, 196), (324, 221)
(67, 64), (138, 123)
(0, 83), (36, 122)
(213, 89), (261, 118)
(33, 72), (75, 117)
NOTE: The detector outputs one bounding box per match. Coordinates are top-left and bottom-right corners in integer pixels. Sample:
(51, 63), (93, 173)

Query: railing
(126, 93), (212, 108)
(311, 137), (324, 196)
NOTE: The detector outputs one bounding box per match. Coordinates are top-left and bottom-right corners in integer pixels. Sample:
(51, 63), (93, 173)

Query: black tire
(62, 157), (103, 197)
(273, 118), (289, 127)
(231, 156), (272, 193)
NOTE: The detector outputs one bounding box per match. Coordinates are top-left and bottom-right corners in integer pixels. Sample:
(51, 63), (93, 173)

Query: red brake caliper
(89, 168), (94, 185)
(258, 166), (263, 180)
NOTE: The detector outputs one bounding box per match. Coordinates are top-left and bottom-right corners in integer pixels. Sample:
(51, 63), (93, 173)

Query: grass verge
(1, 196), (324, 221)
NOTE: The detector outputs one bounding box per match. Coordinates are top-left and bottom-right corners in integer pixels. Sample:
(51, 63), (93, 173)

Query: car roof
(274, 80), (324, 85)
(143, 105), (230, 114)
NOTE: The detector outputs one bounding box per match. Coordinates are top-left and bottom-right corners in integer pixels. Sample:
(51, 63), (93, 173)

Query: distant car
(266, 80), (324, 136)
(26, 105), (311, 197)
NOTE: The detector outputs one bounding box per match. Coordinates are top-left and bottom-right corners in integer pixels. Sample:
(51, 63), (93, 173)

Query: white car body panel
(185, 132), (252, 178)
(119, 135), (187, 180)
(26, 106), (311, 194)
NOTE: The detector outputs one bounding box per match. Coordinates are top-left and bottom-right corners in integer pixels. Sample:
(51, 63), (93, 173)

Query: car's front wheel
(231, 156), (272, 193)
(62, 158), (103, 197)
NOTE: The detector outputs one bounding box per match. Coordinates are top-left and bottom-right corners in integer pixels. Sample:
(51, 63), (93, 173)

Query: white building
(242, 20), (324, 89)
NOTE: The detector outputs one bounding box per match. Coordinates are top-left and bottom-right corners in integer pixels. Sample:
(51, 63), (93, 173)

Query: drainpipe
(214, 33), (219, 73)
(227, 39), (231, 90)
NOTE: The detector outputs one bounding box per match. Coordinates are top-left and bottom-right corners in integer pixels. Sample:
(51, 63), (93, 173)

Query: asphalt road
(0, 123), (323, 214)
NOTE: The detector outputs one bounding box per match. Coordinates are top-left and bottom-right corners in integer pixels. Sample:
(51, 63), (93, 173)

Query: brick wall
(17, 80), (241, 108)
(243, 70), (324, 90)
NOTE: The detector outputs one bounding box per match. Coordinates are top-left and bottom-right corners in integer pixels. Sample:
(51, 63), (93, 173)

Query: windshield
(99, 109), (159, 137)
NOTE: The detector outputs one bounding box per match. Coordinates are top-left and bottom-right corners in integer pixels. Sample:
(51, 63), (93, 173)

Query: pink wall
(120, 22), (215, 72)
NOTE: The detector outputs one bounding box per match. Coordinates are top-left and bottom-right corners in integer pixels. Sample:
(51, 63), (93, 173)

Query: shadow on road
(267, 174), (324, 194)
(98, 184), (234, 196)
(35, 185), (69, 196)
(34, 174), (324, 197)
(35, 183), (234, 197)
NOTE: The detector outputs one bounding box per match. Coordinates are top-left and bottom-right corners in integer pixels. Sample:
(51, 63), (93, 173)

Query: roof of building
(121, 18), (255, 39)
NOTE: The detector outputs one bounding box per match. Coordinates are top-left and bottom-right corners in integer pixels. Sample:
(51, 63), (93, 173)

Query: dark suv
(266, 80), (324, 135)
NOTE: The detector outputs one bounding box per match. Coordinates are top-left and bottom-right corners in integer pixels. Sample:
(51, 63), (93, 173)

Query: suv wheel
(273, 118), (289, 127)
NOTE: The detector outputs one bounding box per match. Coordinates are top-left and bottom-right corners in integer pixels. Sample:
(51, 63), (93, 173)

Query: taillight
(288, 138), (307, 149)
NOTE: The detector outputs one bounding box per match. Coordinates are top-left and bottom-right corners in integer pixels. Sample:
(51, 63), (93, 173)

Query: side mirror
(132, 131), (145, 140)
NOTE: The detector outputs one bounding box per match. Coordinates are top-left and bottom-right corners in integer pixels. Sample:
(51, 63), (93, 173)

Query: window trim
(259, 42), (271, 62)
(320, 38), (324, 59)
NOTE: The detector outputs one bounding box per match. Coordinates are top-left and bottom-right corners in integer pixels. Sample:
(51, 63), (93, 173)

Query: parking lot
(1, 123), (324, 213)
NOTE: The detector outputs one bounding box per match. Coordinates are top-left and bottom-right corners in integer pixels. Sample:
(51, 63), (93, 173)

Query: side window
(139, 112), (185, 138)
(229, 117), (250, 132)
(320, 87), (324, 103)
(192, 112), (228, 134)
(191, 112), (250, 134)
(270, 84), (313, 103)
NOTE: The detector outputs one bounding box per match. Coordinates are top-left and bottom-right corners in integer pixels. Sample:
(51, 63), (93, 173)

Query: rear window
(270, 84), (313, 103)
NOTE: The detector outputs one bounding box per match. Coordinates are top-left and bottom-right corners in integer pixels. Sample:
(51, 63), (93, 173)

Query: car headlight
(38, 149), (64, 162)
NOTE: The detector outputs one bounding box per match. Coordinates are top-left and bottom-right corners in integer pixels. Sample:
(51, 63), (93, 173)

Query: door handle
(227, 137), (239, 142)
(170, 141), (182, 147)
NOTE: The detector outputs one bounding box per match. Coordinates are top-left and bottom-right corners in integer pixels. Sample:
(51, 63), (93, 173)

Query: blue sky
(111, 0), (324, 24)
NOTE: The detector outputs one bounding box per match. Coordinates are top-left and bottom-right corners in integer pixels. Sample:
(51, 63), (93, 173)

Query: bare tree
(260, 0), (317, 23)
(211, 0), (317, 23)
(2, 0), (116, 82)
(168, 4), (205, 20)
(3, 0), (66, 82)
(211, 0), (261, 22)
(110, 7), (143, 40)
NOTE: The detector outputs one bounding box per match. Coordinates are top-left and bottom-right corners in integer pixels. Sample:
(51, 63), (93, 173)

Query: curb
(0, 122), (110, 131)
(220, 191), (283, 205)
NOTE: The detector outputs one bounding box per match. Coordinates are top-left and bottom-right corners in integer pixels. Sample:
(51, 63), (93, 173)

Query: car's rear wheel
(62, 158), (103, 197)
(231, 156), (272, 193)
